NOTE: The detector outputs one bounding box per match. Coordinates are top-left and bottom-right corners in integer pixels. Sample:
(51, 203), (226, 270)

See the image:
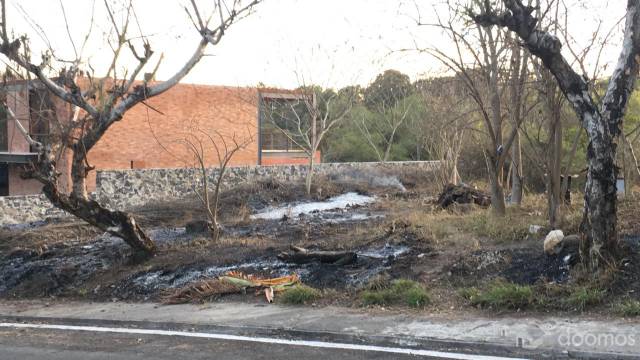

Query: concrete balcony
(0, 152), (38, 164)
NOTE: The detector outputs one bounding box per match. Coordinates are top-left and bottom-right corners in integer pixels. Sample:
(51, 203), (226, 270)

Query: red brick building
(0, 81), (320, 196)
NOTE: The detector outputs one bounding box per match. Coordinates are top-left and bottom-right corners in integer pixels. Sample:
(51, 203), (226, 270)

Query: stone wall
(0, 194), (67, 225)
(0, 161), (439, 224)
(95, 161), (439, 210)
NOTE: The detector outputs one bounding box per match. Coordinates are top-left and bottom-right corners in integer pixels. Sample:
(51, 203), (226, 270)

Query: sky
(2, 0), (627, 89)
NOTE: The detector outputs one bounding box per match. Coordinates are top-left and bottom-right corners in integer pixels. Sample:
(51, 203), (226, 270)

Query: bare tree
(0, 0), (261, 256)
(356, 95), (414, 162)
(417, 0), (530, 215)
(182, 125), (253, 241)
(506, 33), (530, 206)
(356, 70), (415, 162)
(415, 76), (476, 186)
(472, 0), (640, 267)
(262, 88), (352, 196)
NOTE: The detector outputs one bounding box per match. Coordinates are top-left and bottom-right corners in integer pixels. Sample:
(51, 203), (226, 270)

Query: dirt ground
(1, 170), (639, 318)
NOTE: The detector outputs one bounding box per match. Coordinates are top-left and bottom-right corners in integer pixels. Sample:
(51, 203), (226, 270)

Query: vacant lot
(2, 172), (639, 318)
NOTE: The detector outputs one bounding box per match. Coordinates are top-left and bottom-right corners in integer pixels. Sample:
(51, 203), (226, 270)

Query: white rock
(529, 225), (543, 235)
(544, 230), (564, 255)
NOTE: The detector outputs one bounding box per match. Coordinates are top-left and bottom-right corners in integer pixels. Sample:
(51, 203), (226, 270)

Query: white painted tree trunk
(473, 0), (640, 266)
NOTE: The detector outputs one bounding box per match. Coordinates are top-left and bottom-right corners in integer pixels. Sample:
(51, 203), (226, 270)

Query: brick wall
(85, 84), (261, 191)
(7, 165), (42, 195)
(3, 82), (263, 194)
(5, 86), (30, 154)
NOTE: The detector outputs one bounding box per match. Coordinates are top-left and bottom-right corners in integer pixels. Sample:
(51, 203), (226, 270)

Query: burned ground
(1, 175), (640, 317)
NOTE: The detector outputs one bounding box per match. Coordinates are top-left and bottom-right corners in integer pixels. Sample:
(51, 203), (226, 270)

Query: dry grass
(614, 299), (640, 317)
(382, 193), (585, 247)
(618, 191), (640, 236)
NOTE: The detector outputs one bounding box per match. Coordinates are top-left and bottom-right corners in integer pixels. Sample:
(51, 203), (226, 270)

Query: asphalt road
(0, 325), (521, 360)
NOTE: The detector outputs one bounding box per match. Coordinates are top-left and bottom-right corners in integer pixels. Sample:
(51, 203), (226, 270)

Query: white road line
(0, 322), (528, 360)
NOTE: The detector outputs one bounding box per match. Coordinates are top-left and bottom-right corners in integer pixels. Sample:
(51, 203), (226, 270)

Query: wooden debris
(162, 272), (300, 305)
(161, 279), (242, 304)
(277, 245), (357, 265)
(264, 287), (274, 303)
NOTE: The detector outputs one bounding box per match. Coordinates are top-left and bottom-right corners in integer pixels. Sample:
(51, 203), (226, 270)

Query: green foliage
(279, 285), (322, 305)
(460, 280), (614, 313)
(324, 69), (432, 163)
(364, 69), (413, 110)
(458, 287), (482, 303)
(565, 287), (605, 312)
(462, 281), (534, 310)
(361, 279), (430, 308)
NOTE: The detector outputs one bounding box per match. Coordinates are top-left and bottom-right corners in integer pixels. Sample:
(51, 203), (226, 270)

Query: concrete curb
(0, 301), (638, 359)
(1, 314), (636, 359)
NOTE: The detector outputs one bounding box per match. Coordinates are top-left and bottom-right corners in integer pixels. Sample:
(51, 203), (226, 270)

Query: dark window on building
(259, 95), (310, 152)
(0, 164), (8, 196)
(0, 102), (7, 152)
(28, 88), (54, 152)
(260, 126), (302, 151)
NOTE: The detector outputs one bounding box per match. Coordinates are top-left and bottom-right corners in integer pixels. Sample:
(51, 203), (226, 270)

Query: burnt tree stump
(436, 183), (491, 209)
(277, 245), (357, 265)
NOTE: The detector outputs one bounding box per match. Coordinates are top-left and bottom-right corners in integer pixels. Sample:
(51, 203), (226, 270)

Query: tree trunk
(305, 152), (314, 196)
(580, 131), (619, 266)
(472, 0), (640, 268)
(61, 145), (156, 255)
(43, 182), (156, 255)
(510, 130), (523, 205)
(383, 140), (392, 162)
(451, 152), (461, 185)
(487, 157), (506, 215)
(71, 151), (89, 200)
(561, 129), (582, 200)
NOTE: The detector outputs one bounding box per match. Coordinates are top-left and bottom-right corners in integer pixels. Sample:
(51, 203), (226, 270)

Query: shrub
(403, 286), (430, 307)
(458, 287), (481, 303)
(565, 287), (605, 312)
(362, 290), (393, 306)
(279, 285), (321, 305)
(463, 281), (534, 310)
(362, 279), (430, 308)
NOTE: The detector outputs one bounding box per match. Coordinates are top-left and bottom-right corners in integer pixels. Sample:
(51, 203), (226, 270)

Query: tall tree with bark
(0, 0), (261, 256)
(472, 0), (640, 267)
(519, 0), (620, 229)
(419, 0), (530, 214)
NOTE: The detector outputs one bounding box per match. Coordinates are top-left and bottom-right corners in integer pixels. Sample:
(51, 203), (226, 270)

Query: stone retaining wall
(0, 194), (67, 225)
(96, 161), (439, 210)
(0, 161), (439, 224)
